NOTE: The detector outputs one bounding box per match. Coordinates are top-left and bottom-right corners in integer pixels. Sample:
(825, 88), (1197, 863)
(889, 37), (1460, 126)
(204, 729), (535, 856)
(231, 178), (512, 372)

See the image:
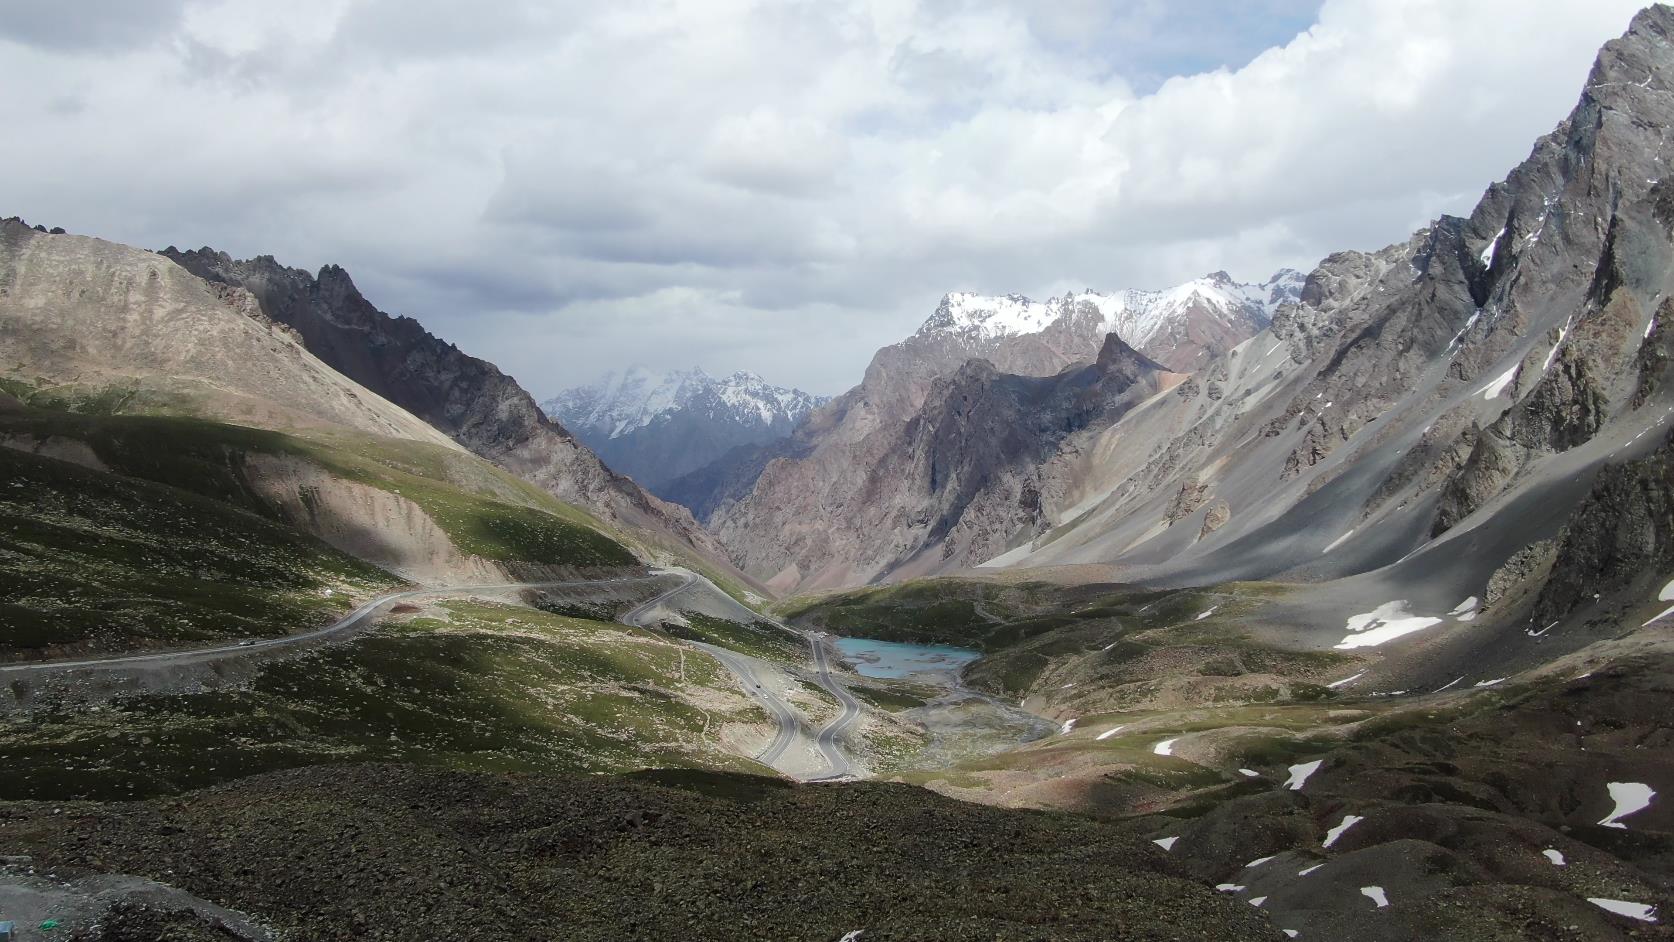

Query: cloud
(0, 0), (1650, 397)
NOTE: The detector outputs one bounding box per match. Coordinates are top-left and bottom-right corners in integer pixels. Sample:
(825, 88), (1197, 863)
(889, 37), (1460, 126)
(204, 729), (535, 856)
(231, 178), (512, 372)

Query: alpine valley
(1, 8), (1673, 942)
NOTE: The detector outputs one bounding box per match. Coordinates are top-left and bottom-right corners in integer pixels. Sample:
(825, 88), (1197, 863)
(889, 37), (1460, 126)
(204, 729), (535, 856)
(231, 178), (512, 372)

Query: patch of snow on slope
(1543, 849), (1566, 866)
(1059, 718), (1077, 735)
(1479, 228), (1505, 267)
(1153, 738), (1178, 756)
(1479, 362), (1520, 400)
(1284, 760), (1323, 791)
(1361, 886), (1389, 909)
(1153, 836), (1179, 851)
(1588, 898), (1658, 922)
(1327, 672), (1366, 688)
(1334, 601), (1443, 650)
(1323, 814), (1364, 848)
(1096, 726), (1125, 741)
(1599, 782), (1656, 829)
(1195, 606), (1218, 621)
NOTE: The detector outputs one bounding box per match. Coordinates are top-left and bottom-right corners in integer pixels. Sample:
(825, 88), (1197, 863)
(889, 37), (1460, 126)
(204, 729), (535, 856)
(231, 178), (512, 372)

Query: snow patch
(1153, 738), (1178, 757)
(1238, 768), (1260, 778)
(1059, 718), (1077, 735)
(1322, 529), (1356, 554)
(1245, 856), (1275, 868)
(1284, 760), (1324, 791)
(1153, 836), (1179, 851)
(1298, 864), (1325, 876)
(1249, 896), (1267, 907)
(1660, 578), (1674, 602)
(1588, 898), (1658, 922)
(1323, 814), (1365, 848)
(1543, 849), (1566, 866)
(1434, 677), (1465, 693)
(1361, 886), (1389, 909)
(1096, 725), (1125, 741)
(1474, 678), (1506, 688)
(1326, 672), (1366, 689)
(1479, 228), (1505, 267)
(1599, 782), (1656, 829)
(1479, 362), (1520, 400)
(1334, 601), (1443, 650)
(1195, 606), (1218, 621)
(1216, 883), (1246, 893)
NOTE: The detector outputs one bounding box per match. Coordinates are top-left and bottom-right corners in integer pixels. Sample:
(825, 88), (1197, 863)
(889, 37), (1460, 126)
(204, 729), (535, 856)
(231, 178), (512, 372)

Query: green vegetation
(0, 446), (396, 655)
(661, 613), (802, 661)
(0, 601), (769, 800)
(0, 409), (636, 567)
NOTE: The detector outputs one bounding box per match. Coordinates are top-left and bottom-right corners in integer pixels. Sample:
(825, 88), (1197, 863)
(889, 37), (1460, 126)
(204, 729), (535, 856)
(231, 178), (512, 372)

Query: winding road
(615, 568), (864, 780)
(4, 566), (864, 781)
(0, 575), (668, 675)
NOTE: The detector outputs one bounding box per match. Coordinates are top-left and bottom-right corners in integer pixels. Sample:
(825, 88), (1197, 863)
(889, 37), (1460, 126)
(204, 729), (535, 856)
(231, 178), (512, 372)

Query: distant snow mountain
(542, 367), (827, 496)
(918, 269), (1304, 373)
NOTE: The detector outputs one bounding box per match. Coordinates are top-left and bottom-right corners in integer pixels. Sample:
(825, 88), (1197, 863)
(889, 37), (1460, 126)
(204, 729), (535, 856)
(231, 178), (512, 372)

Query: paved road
(0, 575), (667, 675)
(620, 568), (863, 780)
(803, 630), (864, 781)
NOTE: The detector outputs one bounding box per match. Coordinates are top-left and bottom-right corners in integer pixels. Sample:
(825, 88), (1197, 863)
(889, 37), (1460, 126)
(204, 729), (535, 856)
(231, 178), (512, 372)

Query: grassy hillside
(0, 444), (397, 656)
(0, 403), (642, 656)
(0, 600), (771, 800)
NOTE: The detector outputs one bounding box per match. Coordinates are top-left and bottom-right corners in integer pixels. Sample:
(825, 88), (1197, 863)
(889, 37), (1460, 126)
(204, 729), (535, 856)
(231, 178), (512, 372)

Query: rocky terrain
(543, 366), (825, 497)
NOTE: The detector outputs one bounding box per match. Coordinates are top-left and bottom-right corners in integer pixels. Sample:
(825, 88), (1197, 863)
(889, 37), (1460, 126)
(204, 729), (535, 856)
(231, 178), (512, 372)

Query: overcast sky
(0, 0), (1651, 397)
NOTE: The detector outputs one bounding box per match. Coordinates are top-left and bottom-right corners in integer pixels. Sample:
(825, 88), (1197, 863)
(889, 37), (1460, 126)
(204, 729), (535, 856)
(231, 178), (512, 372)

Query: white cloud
(0, 0), (1650, 396)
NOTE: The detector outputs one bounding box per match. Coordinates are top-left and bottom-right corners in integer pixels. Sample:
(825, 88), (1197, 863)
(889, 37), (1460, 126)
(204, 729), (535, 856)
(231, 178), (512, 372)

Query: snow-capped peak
(543, 366), (827, 439)
(919, 270), (1295, 351)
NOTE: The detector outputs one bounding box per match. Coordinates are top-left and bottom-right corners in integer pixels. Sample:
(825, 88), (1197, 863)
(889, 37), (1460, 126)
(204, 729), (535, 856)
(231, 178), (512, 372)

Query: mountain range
(2, 8), (1674, 942)
(541, 367), (826, 496)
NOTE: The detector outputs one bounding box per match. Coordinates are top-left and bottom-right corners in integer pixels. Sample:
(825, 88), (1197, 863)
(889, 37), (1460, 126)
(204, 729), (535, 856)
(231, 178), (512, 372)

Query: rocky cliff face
(712, 335), (1173, 592)
(707, 271), (1286, 591)
(542, 367), (825, 497)
(716, 7), (1674, 608)
(159, 249), (732, 565)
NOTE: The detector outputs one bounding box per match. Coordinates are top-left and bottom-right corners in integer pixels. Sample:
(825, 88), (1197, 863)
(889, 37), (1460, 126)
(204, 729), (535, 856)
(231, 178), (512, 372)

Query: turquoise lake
(833, 637), (980, 679)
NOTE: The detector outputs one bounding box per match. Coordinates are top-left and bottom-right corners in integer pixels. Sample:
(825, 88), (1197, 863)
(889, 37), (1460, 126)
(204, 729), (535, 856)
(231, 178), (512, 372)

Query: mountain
(157, 248), (749, 584)
(705, 270), (1294, 593)
(541, 367), (826, 497)
(0, 218), (643, 655)
(712, 336), (1177, 592)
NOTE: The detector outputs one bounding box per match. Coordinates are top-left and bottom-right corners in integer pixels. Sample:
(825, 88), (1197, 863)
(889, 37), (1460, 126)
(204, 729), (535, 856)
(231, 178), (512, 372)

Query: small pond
(832, 637), (980, 680)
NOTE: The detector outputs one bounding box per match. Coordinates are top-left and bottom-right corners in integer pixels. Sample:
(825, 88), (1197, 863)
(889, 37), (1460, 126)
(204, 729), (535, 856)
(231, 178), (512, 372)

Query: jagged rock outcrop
(1533, 429), (1674, 625)
(0, 222), (455, 448)
(159, 249), (731, 563)
(713, 335), (1172, 591)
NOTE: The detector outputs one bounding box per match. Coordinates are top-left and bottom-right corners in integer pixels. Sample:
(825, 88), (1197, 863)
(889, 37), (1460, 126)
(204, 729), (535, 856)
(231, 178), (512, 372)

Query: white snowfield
(1334, 601), (1443, 650)
(1360, 886), (1389, 909)
(1096, 725), (1125, 741)
(1543, 849), (1566, 866)
(1153, 738), (1179, 756)
(1152, 836), (1179, 851)
(1599, 782), (1656, 829)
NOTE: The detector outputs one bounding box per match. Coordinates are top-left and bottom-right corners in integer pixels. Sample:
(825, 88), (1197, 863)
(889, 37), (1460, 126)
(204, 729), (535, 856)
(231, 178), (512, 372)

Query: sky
(0, 0), (1653, 397)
